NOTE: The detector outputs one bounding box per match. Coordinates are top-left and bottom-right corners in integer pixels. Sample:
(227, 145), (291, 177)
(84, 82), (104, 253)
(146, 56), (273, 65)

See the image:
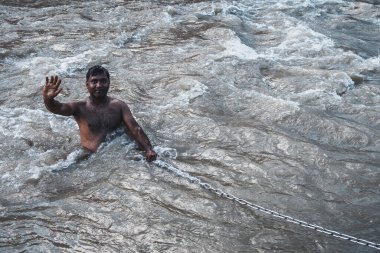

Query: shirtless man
(42, 65), (157, 162)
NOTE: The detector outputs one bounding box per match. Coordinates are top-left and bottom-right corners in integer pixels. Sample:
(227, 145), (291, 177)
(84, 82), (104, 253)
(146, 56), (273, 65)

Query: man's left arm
(121, 102), (157, 162)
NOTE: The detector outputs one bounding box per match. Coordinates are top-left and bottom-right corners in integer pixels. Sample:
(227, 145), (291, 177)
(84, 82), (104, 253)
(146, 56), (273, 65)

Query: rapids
(0, 0), (379, 252)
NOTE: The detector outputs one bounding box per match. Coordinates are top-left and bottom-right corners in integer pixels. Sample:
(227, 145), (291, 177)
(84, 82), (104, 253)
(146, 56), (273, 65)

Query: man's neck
(88, 96), (110, 106)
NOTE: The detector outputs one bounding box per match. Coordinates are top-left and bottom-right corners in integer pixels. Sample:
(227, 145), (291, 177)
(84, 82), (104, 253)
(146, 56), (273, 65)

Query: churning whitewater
(0, 0), (379, 252)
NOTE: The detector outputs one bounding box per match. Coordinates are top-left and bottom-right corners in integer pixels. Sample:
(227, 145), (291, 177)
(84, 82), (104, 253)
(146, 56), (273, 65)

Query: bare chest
(77, 106), (122, 133)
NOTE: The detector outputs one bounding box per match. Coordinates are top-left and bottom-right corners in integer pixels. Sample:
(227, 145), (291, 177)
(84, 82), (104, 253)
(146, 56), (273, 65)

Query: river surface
(0, 0), (379, 252)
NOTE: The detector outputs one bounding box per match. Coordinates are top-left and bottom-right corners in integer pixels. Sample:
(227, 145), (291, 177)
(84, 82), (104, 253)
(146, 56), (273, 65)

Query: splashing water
(0, 0), (379, 252)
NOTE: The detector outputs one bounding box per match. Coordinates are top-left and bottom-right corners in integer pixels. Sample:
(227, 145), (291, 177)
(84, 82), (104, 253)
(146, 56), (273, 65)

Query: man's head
(86, 65), (110, 81)
(86, 65), (110, 99)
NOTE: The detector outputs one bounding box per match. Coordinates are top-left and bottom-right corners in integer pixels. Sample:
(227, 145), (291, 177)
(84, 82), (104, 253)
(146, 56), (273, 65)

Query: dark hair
(86, 65), (110, 81)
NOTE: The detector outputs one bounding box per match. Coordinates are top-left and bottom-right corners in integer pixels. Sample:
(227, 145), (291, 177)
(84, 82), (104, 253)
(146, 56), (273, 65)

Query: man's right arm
(120, 101), (157, 162)
(42, 76), (77, 116)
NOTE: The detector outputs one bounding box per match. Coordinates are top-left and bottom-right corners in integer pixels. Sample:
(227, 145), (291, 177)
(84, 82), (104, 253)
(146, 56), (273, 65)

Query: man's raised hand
(42, 76), (63, 100)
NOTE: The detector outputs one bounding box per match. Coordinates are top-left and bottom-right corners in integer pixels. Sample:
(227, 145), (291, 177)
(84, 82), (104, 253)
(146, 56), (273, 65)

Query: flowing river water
(0, 0), (379, 252)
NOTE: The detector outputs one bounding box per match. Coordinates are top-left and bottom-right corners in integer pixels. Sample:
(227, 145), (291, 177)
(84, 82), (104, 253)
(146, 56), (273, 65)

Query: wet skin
(42, 74), (157, 162)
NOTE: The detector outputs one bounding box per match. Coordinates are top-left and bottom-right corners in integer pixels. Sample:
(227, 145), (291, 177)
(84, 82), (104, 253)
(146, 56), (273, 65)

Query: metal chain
(153, 159), (380, 251)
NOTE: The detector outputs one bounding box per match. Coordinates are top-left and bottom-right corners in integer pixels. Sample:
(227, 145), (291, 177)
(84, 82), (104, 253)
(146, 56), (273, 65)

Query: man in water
(42, 65), (157, 162)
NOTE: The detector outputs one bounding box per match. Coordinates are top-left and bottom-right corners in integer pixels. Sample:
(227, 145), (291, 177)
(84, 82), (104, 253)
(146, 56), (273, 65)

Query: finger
(54, 76), (59, 85)
(43, 78), (48, 90)
(42, 83), (47, 94)
(56, 77), (61, 87)
(51, 76), (61, 88)
(50, 76), (57, 85)
(47, 76), (53, 86)
(52, 77), (60, 89)
(45, 76), (53, 88)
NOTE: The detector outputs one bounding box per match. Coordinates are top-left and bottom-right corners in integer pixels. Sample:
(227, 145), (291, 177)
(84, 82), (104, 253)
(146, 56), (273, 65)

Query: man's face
(86, 73), (110, 98)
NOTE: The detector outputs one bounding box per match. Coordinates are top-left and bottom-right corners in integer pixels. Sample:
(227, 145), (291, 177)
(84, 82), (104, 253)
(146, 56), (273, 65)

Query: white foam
(0, 148), (87, 191)
(220, 36), (258, 60)
(154, 146), (178, 159)
(15, 45), (110, 83)
(0, 106), (82, 189)
(51, 43), (72, 52)
(175, 81), (207, 105)
(254, 92), (300, 121)
(286, 89), (342, 109)
(0, 107), (76, 139)
(161, 78), (208, 107)
(203, 28), (258, 60)
(274, 0), (343, 9)
(226, 90), (300, 122)
(44, 149), (86, 172)
(358, 56), (380, 73)
(262, 23), (335, 60)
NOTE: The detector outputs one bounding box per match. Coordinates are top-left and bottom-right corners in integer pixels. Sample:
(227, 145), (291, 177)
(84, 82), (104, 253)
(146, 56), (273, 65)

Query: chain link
(153, 159), (380, 250)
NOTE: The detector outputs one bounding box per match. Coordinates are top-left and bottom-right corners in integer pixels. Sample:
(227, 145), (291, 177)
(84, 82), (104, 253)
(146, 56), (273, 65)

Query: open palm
(42, 76), (63, 100)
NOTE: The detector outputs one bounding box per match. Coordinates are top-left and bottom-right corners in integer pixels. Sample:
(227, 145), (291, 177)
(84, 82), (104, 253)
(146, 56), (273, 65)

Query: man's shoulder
(109, 97), (127, 106)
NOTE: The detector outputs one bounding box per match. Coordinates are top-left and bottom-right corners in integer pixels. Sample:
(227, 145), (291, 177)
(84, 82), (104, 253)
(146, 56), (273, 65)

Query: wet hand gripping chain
(153, 159), (380, 251)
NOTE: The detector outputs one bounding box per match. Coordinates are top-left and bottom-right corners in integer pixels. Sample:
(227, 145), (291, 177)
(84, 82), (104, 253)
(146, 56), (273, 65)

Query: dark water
(0, 0), (379, 252)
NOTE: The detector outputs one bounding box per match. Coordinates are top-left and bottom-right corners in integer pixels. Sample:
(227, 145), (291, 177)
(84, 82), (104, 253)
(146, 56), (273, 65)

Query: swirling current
(0, 0), (379, 252)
